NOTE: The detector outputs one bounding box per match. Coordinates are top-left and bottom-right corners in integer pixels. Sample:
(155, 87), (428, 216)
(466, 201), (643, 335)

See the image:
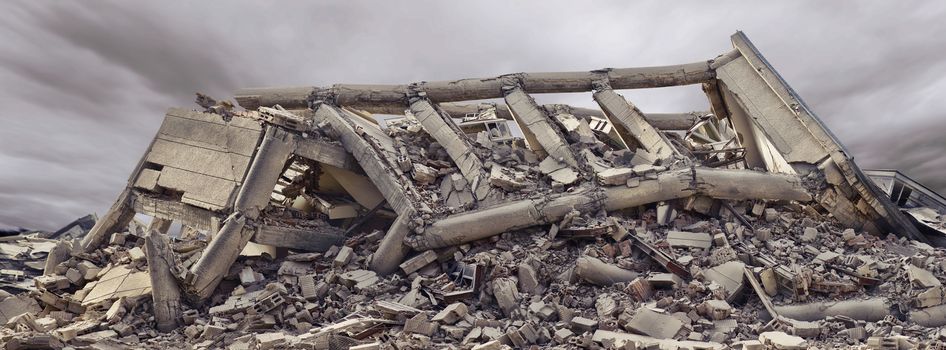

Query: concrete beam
(408, 167), (811, 250)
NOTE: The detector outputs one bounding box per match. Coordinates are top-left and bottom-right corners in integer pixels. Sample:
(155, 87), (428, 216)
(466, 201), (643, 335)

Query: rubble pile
(2, 31), (945, 349)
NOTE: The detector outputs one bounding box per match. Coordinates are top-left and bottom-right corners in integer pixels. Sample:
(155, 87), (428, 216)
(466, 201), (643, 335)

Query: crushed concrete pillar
(144, 232), (182, 332)
(370, 215), (413, 275)
(409, 167), (811, 250)
(78, 189), (136, 253)
(186, 125), (295, 300)
(186, 213), (252, 300)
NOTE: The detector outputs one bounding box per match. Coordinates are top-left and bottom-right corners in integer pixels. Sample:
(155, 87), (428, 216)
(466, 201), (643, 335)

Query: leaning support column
(504, 86), (579, 167)
(78, 188), (137, 253)
(408, 167), (811, 250)
(593, 87), (675, 160)
(314, 104), (419, 275)
(144, 232), (183, 332)
(186, 214), (251, 300)
(187, 126), (295, 300)
(409, 97), (489, 199)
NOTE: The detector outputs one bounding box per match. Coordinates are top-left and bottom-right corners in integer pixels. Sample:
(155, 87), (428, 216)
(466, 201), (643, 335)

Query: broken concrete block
(597, 168), (634, 186)
(800, 227), (818, 242)
(492, 278), (519, 317)
(703, 261), (745, 300)
(916, 287), (945, 308)
(256, 332), (286, 350)
(400, 250), (438, 275)
(334, 246), (354, 267)
(666, 231), (712, 249)
(763, 208), (779, 222)
(755, 228), (773, 241)
(77, 261), (101, 281)
(34, 317), (57, 332)
(404, 313), (438, 336)
(759, 331), (807, 349)
(127, 247), (146, 262)
(698, 299), (732, 320)
(65, 268), (83, 284)
(626, 308), (683, 339)
(489, 165), (525, 191)
(787, 319), (821, 338)
(412, 163), (438, 185)
(471, 340), (503, 350)
(240, 266), (259, 285)
(517, 263), (539, 293)
(110, 232), (128, 246)
(570, 316), (597, 333)
(432, 302), (468, 325)
(553, 328), (574, 343)
(908, 264), (942, 288)
(625, 277), (653, 302)
(647, 273), (683, 289)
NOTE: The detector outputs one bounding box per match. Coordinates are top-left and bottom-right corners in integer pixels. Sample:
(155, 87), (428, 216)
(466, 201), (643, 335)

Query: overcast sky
(1, 1), (944, 231)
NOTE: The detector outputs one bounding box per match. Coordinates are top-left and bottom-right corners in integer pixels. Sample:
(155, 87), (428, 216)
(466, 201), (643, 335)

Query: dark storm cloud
(0, 1), (944, 230)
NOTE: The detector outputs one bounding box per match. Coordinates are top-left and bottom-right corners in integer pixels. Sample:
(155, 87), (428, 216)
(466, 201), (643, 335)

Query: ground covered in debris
(4, 199), (946, 349)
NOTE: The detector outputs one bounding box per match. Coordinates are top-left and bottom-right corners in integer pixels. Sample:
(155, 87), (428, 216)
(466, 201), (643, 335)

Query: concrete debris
(5, 31), (946, 349)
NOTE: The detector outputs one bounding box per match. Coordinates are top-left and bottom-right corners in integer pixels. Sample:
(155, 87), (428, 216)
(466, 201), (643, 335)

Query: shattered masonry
(3, 31), (946, 349)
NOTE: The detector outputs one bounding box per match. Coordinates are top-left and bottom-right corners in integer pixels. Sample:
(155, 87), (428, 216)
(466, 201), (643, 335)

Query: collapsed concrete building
(4, 31), (946, 349)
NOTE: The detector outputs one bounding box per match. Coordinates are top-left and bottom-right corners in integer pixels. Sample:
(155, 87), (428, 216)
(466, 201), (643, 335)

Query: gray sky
(1, 1), (944, 230)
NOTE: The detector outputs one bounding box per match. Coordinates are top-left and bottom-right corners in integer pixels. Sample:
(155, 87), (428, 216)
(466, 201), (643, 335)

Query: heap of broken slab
(3, 31), (946, 349)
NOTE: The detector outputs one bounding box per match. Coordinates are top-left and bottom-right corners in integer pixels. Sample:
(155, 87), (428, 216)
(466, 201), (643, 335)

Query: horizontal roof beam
(234, 51), (739, 110)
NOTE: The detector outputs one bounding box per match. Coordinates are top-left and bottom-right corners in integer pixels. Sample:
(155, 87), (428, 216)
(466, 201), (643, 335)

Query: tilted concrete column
(186, 125), (295, 300)
(233, 127), (296, 217)
(407, 167), (811, 250)
(409, 98), (489, 199)
(593, 88), (675, 160)
(144, 232), (183, 332)
(314, 104), (419, 275)
(79, 188), (137, 253)
(186, 213), (251, 300)
(504, 87), (579, 167)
